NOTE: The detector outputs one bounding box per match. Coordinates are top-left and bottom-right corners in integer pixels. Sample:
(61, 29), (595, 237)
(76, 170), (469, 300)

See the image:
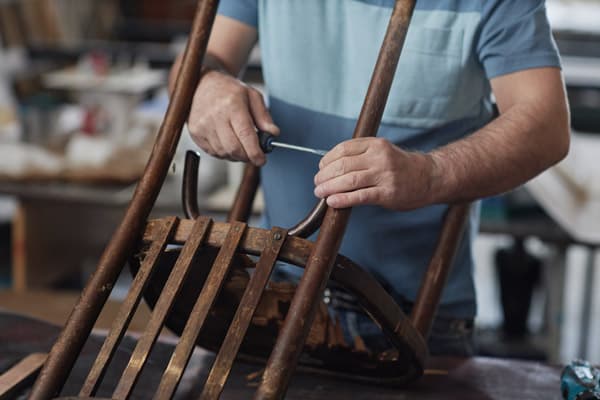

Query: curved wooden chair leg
(182, 151), (261, 223)
(182, 151), (201, 220)
(287, 199), (328, 238)
(228, 164), (261, 223)
(411, 204), (472, 338)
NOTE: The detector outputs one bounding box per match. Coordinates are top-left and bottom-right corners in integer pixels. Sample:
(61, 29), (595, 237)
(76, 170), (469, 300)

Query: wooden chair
(1, 0), (471, 398)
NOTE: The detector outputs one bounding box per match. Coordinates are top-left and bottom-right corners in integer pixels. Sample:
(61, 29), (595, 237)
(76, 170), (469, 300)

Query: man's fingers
(190, 132), (211, 154)
(319, 138), (371, 169)
(326, 187), (381, 209)
(248, 89), (280, 136)
(189, 120), (220, 156)
(314, 155), (370, 186)
(204, 121), (227, 158)
(217, 120), (248, 161)
(230, 111), (266, 166)
(314, 170), (374, 198)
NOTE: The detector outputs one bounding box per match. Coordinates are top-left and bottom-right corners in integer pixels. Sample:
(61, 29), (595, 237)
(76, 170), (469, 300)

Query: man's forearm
(427, 100), (570, 205)
(168, 15), (259, 95)
(313, 69), (569, 211)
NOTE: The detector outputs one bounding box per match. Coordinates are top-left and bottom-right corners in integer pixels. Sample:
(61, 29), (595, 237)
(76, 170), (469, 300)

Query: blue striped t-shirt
(217, 0), (561, 318)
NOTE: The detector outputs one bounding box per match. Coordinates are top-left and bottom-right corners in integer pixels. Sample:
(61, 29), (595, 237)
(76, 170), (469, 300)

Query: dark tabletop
(0, 310), (562, 399)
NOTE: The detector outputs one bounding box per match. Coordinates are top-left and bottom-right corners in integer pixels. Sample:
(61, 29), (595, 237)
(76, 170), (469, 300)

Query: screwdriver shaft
(270, 141), (327, 157)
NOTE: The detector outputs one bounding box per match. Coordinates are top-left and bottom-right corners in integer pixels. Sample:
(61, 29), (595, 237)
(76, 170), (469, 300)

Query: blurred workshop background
(0, 0), (599, 367)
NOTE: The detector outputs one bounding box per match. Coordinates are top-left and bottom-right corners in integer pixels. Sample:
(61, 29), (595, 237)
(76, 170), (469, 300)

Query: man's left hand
(314, 137), (438, 210)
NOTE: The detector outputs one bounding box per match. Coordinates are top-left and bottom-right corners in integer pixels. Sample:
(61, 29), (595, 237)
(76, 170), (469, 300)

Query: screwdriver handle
(257, 130), (275, 153)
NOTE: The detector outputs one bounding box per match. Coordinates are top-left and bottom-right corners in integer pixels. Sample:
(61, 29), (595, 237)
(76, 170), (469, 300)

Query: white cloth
(527, 132), (600, 243)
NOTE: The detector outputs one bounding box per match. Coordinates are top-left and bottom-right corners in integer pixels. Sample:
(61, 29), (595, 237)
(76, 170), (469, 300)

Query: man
(171, 0), (569, 356)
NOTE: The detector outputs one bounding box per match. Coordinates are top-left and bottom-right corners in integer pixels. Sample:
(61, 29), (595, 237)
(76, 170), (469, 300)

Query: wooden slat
(200, 227), (287, 400)
(112, 217), (212, 400)
(80, 217), (179, 397)
(154, 221), (247, 399)
(0, 353), (47, 400)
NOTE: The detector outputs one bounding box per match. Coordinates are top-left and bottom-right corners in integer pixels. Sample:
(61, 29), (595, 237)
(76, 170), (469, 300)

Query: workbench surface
(0, 310), (562, 399)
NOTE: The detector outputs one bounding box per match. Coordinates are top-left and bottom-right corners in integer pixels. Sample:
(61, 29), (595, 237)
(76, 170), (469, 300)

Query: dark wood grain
(154, 221), (247, 399)
(112, 217), (212, 400)
(79, 217), (179, 397)
(200, 227), (288, 399)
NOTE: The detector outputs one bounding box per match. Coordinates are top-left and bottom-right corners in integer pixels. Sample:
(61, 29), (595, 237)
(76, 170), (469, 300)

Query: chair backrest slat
(154, 221), (247, 400)
(112, 217), (213, 400)
(200, 227), (288, 400)
(80, 217), (179, 397)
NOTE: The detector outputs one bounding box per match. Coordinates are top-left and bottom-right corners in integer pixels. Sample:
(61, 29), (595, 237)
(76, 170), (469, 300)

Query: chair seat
(136, 218), (427, 385)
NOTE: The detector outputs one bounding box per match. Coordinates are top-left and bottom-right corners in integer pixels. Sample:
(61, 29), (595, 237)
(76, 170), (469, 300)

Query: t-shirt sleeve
(476, 1), (561, 79)
(217, 0), (258, 28)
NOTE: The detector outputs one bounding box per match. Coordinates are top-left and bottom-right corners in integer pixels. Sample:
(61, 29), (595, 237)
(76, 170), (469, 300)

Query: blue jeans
(337, 308), (474, 356)
(327, 288), (474, 357)
(274, 266), (474, 356)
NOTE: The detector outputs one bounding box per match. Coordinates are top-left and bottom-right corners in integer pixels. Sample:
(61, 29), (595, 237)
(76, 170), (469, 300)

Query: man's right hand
(169, 15), (273, 166)
(187, 69), (279, 167)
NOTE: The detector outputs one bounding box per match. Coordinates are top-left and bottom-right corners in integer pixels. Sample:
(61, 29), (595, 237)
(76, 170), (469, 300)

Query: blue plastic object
(561, 360), (600, 400)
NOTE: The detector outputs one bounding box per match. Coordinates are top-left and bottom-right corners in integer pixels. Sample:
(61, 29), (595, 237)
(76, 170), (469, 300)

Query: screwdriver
(257, 130), (328, 157)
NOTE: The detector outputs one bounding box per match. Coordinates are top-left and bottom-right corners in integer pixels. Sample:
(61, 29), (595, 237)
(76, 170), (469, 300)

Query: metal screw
(273, 232), (282, 241)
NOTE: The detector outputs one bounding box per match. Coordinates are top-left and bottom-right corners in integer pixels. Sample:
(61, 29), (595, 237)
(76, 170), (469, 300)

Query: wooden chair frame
(0, 0), (471, 399)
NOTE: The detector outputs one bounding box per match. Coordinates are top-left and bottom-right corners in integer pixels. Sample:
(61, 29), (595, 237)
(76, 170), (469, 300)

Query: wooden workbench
(0, 311), (562, 399)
